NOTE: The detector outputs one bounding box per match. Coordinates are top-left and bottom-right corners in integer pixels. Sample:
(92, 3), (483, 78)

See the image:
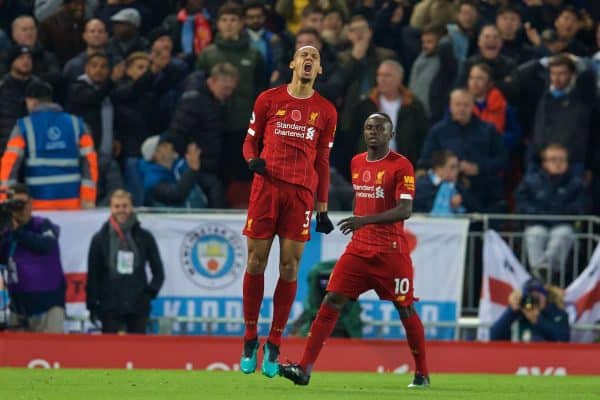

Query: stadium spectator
(86, 189), (165, 334)
(418, 89), (508, 212)
(409, 0), (456, 30)
(0, 183), (66, 333)
(409, 24), (457, 124)
(0, 15), (61, 88)
(495, 4), (536, 64)
(244, 1), (284, 85)
(66, 52), (123, 206)
(446, 0), (480, 63)
(553, 6), (589, 56)
(0, 1), (29, 32)
(138, 134), (205, 208)
(336, 14), (396, 157)
(531, 54), (593, 177)
(515, 143), (586, 279)
(0, 80), (98, 210)
(62, 18), (108, 83)
(38, 0), (87, 65)
(0, 45), (36, 154)
(414, 149), (478, 215)
(279, 113), (429, 388)
(275, 1), (349, 34)
(466, 63), (521, 151)
(94, 0), (152, 36)
(105, 8), (149, 64)
(196, 1), (267, 185)
(321, 7), (348, 54)
(160, 0), (212, 69)
(490, 278), (570, 342)
(240, 44), (337, 378)
(456, 24), (517, 102)
(351, 59), (429, 167)
(34, 0), (98, 22)
(373, 1), (420, 74)
(169, 62), (238, 209)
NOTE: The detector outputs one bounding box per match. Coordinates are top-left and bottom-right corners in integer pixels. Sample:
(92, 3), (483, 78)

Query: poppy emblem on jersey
(307, 111), (319, 125)
(362, 170), (371, 182)
(375, 170), (385, 184)
(291, 109), (302, 122)
(275, 109), (286, 116)
(180, 223), (245, 289)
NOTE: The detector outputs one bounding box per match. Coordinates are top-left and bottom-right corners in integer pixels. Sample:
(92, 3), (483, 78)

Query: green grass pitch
(1, 368), (599, 400)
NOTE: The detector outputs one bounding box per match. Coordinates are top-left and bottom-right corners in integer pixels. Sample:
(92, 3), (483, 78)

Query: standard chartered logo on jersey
(180, 223), (244, 289)
(274, 121), (315, 140)
(353, 184), (385, 199)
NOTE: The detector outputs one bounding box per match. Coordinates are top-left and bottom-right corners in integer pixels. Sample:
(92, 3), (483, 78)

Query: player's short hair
(302, 4), (324, 18)
(431, 149), (457, 169)
(548, 53), (576, 73)
(210, 62), (239, 80)
(379, 59), (404, 80)
(218, 1), (243, 19)
(110, 189), (132, 203)
(366, 112), (394, 134)
(85, 52), (109, 66)
(458, 0), (478, 12)
(450, 88), (474, 103)
(296, 27), (322, 43)
(497, 4), (521, 18)
(243, 0), (266, 15)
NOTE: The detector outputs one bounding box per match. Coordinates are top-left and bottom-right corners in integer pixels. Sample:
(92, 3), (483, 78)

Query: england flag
(478, 230), (531, 341)
(565, 243), (600, 343)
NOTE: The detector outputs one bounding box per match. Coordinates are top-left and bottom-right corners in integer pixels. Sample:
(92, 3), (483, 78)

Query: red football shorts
(243, 175), (314, 242)
(327, 248), (415, 306)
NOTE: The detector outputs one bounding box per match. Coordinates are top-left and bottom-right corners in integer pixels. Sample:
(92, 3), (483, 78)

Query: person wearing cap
(0, 15), (61, 89)
(0, 79), (98, 210)
(490, 277), (570, 342)
(38, 0), (87, 65)
(0, 45), (37, 154)
(86, 189), (164, 334)
(138, 134), (206, 207)
(105, 7), (149, 64)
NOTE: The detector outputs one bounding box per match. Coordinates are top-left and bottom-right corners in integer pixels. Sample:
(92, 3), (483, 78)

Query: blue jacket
(490, 303), (570, 342)
(414, 172), (480, 213)
(138, 158), (204, 207)
(514, 166), (586, 218)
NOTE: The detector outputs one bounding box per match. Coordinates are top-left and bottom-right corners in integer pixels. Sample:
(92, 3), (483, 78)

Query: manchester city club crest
(180, 223), (245, 289)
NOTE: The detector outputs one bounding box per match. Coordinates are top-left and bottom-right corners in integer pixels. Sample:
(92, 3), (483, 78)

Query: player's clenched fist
(315, 212), (334, 234)
(248, 158), (266, 175)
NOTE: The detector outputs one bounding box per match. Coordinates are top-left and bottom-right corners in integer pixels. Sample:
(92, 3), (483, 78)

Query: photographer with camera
(490, 278), (570, 342)
(0, 184), (65, 333)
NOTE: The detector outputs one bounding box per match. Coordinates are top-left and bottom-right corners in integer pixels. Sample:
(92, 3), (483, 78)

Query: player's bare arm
(338, 198), (413, 235)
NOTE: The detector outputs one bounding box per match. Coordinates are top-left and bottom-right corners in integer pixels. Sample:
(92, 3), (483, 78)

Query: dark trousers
(101, 313), (148, 334)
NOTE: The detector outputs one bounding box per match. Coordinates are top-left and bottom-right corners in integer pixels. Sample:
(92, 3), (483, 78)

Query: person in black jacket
(0, 45), (37, 154)
(66, 52), (124, 206)
(86, 189), (164, 334)
(169, 62), (238, 208)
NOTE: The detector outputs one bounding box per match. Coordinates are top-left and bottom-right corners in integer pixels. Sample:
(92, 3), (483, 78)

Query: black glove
(248, 158), (267, 175)
(315, 212), (334, 234)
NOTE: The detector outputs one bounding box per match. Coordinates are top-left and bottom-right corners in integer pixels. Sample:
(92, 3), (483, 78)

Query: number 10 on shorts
(394, 278), (410, 295)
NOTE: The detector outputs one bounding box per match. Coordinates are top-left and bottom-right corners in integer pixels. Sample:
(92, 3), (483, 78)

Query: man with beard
(86, 189), (164, 334)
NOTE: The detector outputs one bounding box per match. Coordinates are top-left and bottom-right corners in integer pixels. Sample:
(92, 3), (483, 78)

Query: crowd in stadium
(0, 0), (598, 214)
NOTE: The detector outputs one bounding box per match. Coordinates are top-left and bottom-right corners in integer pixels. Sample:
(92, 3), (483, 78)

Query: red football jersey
(242, 85), (337, 202)
(348, 151), (415, 253)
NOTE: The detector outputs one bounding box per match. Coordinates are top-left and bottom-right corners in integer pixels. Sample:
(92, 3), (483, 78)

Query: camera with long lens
(0, 195), (26, 232)
(520, 292), (540, 310)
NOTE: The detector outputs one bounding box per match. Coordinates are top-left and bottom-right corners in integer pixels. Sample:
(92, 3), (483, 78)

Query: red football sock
(243, 272), (264, 341)
(401, 313), (429, 377)
(267, 278), (297, 346)
(299, 303), (340, 374)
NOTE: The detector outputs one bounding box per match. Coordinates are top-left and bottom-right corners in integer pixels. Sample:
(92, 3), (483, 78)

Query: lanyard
(109, 216), (129, 249)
